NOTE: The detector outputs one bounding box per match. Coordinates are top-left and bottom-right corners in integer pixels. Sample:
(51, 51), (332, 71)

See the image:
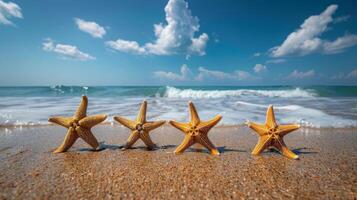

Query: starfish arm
(74, 96), (88, 120)
(140, 131), (155, 149)
(79, 114), (107, 129)
(174, 135), (194, 154)
(124, 130), (140, 149)
(265, 105), (277, 128)
(197, 115), (222, 133)
(49, 117), (73, 128)
(188, 101), (200, 126)
(196, 135), (220, 155)
(75, 127), (99, 150)
(277, 124), (300, 137)
(275, 139), (299, 159)
(169, 120), (190, 133)
(246, 121), (267, 136)
(53, 127), (78, 153)
(143, 120), (166, 131)
(136, 100), (147, 124)
(114, 116), (136, 130)
(252, 135), (271, 155)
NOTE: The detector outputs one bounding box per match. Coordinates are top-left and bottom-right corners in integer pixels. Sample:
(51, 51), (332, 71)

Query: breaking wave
(0, 86), (356, 128)
(164, 86), (316, 99)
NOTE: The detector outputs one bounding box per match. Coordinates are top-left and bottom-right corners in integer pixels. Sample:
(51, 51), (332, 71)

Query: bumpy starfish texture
(49, 96), (107, 153)
(114, 101), (165, 150)
(246, 105), (300, 159)
(169, 101), (222, 155)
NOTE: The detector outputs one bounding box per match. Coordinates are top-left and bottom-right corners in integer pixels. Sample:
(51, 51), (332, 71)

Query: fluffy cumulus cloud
(196, 67), (252, 81)
(271, 5), (357, 57)
(42, 39), (95, 61)
(253, 64), (267, 73)
(75, 18), (106, 38)
(106, 39), (146, 55)
(154, 64), (191, 81)
(154, 65), (254, 82)
(288, 69), (315, 79)
(0, 0), (22, 25)
(188, 33), (209, 56)
(106, 0), (208, 56)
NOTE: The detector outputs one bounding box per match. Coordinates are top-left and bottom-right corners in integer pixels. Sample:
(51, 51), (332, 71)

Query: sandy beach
(1, 0), (357, 198)
(0, 125), (356, 199)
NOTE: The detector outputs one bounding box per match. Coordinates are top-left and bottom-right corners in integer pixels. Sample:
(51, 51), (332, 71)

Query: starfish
(48, 96), (107, 153)
(169, 101), (222, 155)
(114, 101), (166, 150)
(246, 105), (300, 159)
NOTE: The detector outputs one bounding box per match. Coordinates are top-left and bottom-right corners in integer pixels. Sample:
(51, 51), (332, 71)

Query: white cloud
(42, 39), (95, 61)
(0, 0), (22, 25)
(288, 70), (315, 79)
(106, 0), (208, 56)
(271, 5), (357, 57)
(333, 15), (350, 24)
(234, 70), (252, 80)
(347, 69), (357, 78)
(323, 34), (357, 54)
(106, 39), (146, 55)
(154, 64), (255, 81)
(266, 59), (286, 64)
(332, 69), (357, 79)
(271, 5), (336, 57)
(75, 18), (106, 38)
(253, 64), (267, 73)
(331, 72), (345, 80)
(154, 64), (191, 81)
(188, 33), (209, 56)
(196, 67), (252, 81)
(253, 52), (261, 57)
(154, 65), (255, 82)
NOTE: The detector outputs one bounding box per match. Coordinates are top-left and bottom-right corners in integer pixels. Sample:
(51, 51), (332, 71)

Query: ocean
(0, 85), (356, 128)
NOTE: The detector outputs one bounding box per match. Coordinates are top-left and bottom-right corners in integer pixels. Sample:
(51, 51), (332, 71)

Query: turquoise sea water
(0, 85), (356, 128)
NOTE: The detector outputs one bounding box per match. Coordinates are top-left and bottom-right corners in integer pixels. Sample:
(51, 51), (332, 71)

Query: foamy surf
(164, 86), (316, 98)
(0, 86), (356, 128)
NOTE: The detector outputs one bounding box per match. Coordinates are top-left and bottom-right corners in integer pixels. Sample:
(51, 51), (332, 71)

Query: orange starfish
(169, 101), (222, 155)
(49, 96), (107, 153)
(246, 105), (300, 159)
(114, 101), (165, 150)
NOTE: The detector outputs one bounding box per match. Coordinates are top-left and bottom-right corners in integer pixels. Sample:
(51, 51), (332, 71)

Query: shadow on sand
(262, 147), (318, 156)
(73, 143), (315, 156)
(292, 147), (318, 155)
(158, 145), (246, 154)
(77, 142), (123, 152)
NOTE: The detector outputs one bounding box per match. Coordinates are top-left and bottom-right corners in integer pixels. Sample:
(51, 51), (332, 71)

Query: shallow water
(0, 85), (356, 128)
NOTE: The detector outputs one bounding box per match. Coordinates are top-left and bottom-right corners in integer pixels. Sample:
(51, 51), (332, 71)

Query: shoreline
(0, 125), (356, 199)
(1, 123), (357, 131)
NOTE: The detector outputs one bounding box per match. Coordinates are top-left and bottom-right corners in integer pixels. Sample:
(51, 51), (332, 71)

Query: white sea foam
(236, 101), (301, 111)
(164, 86), (316, 99)
(0, 88), (356, 128)
(234, 101), (357, 128)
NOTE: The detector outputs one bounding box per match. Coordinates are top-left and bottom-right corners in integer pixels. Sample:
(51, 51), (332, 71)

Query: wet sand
(0, 125), (356, 199)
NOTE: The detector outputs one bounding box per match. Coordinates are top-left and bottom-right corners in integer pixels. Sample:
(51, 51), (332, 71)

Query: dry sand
(0, 125), (356, 199)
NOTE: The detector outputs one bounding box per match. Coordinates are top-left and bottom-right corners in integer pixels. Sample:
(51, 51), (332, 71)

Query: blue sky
(0, 0), (357, 86)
